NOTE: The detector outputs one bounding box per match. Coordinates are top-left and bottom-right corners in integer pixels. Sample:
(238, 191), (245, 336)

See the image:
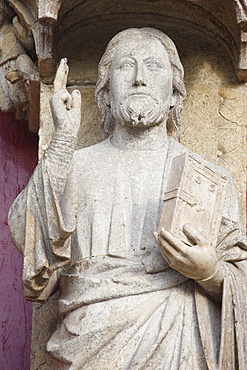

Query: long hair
(95, 28), (187, 140)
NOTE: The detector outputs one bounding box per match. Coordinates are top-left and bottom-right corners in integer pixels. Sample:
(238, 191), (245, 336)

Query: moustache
(124, 92), (159, 104)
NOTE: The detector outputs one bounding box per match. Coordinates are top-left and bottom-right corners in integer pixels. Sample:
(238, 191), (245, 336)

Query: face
(109, 34), (174, 129)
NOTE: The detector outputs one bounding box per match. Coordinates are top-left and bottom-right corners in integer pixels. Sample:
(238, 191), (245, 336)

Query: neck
(110, 121), (169, 151)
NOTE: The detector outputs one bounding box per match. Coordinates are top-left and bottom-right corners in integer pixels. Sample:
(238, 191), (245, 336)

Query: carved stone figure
(8, 28), (247, 369)
(0, 0), (36, 119)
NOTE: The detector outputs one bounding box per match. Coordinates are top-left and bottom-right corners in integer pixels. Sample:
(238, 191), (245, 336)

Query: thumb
(183, 223), (207, 246)
(71, 89), (82, 110)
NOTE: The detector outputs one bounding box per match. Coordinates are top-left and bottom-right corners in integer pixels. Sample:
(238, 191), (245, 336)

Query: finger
(12, 16), (19, 27)
(65, 94), (72, 110)
(159, 239), (187, 267)
(54, 58), (69, 93)
(183, 224), (207, 246)
(52, 90), (72, 111)
(61, 90), (71, 110)
(13, 17), (26, 37)
(71, 89), (82, 110)
(159, 229), (182, 249)
(152, 231), (158, 243)
(159, 229), (188, 255)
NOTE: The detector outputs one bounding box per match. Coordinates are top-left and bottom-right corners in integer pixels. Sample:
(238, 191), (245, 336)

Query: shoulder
(168, 138), (241, 224)
(168, 137), (230, 179)
(74, 137), (113, 161)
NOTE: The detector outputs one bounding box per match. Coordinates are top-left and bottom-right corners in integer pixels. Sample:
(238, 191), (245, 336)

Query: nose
(133, 64), (146, 87)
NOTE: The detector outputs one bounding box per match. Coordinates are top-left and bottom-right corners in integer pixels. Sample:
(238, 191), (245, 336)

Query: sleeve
(195, 172), (247, 369)
(195, 171), (247, 296)
(217, 217), (247, 369)
(8, 131), (78, 301)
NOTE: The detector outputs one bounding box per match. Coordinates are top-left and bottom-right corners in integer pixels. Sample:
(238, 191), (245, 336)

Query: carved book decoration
(159, 153), (228, 247)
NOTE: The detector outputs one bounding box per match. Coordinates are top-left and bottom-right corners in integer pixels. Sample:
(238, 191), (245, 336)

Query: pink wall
(0, 112), (38, 370)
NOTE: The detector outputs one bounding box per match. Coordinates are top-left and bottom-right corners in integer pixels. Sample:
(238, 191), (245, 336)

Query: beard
(111, 94), (168, 129)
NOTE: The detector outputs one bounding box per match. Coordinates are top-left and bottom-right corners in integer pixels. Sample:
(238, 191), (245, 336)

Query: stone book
(158, 153), (228, 247)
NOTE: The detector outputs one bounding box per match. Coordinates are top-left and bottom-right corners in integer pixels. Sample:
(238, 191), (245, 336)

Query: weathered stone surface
(3, 2), (247, 369)
(158, 153), (228, 248)
(39, 84), (102, 158)
(2, 0), (246, 134)
(55, 0), (246, 81)
(217, 86), (247, 215)
(30, 294), (58, 370)
(9, 28), (247, 369)
(3, 0), (246, 131)
(32, 23), (247, 368)
(0, 1), (37, 121)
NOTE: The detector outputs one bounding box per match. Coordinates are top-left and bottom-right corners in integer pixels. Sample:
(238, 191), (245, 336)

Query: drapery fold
(8, 137), (247, 368)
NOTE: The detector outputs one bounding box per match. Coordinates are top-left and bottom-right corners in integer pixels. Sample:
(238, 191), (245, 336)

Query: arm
(8, 59), (81, 301)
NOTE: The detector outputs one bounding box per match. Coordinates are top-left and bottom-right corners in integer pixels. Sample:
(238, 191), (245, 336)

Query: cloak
(9, 136), (247, 369)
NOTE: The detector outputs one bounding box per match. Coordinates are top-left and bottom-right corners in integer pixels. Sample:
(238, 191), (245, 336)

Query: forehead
(112, 34), (169, 63)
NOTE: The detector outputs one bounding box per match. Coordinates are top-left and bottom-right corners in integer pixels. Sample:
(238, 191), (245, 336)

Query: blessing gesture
(50, 58), (81, 136)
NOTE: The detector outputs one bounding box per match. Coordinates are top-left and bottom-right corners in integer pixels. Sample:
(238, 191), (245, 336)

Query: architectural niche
(1, 0), (247, 133)
(2, 1), (247, 369)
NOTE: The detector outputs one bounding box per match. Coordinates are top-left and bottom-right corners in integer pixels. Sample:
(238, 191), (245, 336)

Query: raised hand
(50, 58), (81, 136)
(158, 223), (219, 281)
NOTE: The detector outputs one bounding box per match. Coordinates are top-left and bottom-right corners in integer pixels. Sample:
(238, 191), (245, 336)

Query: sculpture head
(96, 28), (186, 139)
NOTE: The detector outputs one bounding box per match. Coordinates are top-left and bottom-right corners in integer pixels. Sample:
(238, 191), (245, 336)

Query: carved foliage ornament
(0, 0), (37, 121)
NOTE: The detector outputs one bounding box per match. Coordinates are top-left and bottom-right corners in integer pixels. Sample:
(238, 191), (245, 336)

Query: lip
(128, 92), (150, 97)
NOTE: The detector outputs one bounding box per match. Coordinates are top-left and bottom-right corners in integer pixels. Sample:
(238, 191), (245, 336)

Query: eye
(146, 61), (162, 70)
(119, 61), (134, 70)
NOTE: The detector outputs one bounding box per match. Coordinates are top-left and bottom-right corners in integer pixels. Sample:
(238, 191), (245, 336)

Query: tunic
(8, 136), (247, 369)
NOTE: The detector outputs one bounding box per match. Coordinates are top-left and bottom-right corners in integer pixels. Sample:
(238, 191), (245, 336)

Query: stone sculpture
(0, 0), (36, 119)
(9, 28), (247, 369)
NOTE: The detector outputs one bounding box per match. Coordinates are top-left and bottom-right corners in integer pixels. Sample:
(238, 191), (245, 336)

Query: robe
(8, 135), (247, 369)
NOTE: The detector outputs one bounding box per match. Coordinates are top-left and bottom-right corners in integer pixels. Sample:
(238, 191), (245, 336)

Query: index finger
(159, 228), (188, 253)
(53, 58), (69, 93)
(159, 228), (191, 256)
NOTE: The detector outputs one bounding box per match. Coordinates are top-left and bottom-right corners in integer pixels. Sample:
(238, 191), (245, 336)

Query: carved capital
(38, 0), (63, 25)
(232, 0), (247, 81)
